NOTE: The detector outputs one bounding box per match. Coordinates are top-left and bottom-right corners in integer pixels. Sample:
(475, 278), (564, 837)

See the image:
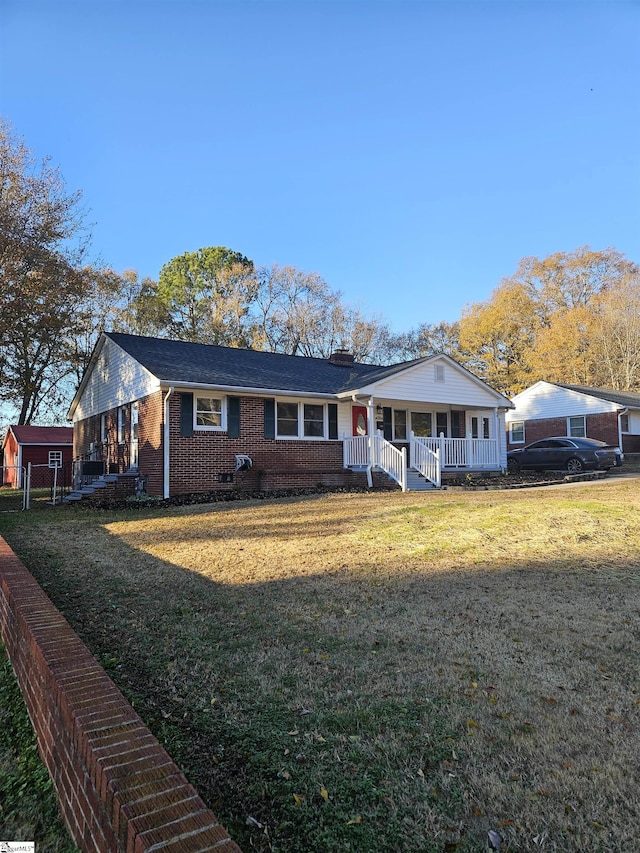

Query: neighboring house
(506, 381), (640, 454)
(1, 425), (74, 488)
(67, 332), (514, 497)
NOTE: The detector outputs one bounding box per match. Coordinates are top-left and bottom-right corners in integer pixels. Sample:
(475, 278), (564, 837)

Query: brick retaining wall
(0, 536), (241, 853)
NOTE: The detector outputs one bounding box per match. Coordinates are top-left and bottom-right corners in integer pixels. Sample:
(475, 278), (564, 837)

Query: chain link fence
(0, 462), (73, 511)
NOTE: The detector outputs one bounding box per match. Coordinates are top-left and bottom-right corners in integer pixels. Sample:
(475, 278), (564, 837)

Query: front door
(130, 402), (139, 470)
(352, 406), (368, 437)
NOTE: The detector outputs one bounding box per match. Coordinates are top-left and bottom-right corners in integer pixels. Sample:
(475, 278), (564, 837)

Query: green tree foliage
(157, 246), (255, 344)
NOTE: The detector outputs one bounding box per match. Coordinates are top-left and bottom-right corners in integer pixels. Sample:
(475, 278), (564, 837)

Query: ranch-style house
(67, 332), (514, 497)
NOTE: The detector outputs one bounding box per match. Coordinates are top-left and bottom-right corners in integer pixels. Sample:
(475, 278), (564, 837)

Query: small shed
(1, 425), (74, 487)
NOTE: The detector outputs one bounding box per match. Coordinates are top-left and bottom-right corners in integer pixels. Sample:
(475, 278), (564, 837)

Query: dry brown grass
(2, 479), (639, 852)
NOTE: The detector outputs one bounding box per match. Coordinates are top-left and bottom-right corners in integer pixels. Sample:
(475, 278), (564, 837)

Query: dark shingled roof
(106, 333), (427, 395)
(556, 384), (640, 409)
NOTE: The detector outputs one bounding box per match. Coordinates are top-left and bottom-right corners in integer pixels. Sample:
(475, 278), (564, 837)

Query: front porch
(343, 432), (503, 491)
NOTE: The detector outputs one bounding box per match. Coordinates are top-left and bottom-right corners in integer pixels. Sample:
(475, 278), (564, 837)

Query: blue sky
(2, 0), (639, 332)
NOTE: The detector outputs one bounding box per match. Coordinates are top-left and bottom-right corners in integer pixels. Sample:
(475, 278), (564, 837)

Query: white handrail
(373, 433), (406, 491)
(410, 434), (441, 488)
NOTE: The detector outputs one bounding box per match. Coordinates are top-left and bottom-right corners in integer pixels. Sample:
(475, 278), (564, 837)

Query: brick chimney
(329, 349), (355, 366)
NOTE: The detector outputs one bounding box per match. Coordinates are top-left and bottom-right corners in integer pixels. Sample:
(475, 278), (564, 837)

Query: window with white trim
(48, 451), (62, 468)
(567, 415), (586, 438)
(510, 421), (525, 443)
(303, 404), (324, 437)
(100, 413), (107, 442)
(195, 395), (224, 429)
(620, 413), (629, 432)
(276, 401), (330, 439)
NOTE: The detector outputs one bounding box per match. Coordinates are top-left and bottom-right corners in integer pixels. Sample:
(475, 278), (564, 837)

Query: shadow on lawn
(3, 491), (640, 853)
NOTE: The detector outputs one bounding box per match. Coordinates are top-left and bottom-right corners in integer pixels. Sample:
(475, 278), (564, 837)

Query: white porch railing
(410, 435), (441, 488)
(343, 434), (370, 469)
(344, 432), (501, 490)
(419, 435), (500, 469)
(372, 433), (407, 491)
(343, 432), (407, 491)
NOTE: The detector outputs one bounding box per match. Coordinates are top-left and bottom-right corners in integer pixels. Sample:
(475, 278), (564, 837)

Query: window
(434, 364), (445, 382)
(117, 407), (126, 443)
(48, 451), (62, 469)
(196, 396), (223, 428)
(100, 413), (107, 443)
(567, 416), (586, 438)
(436, 412), (448, 437)
(393, 409), (407, 441)
(277, 402), (299, 436)
(482, 417), (490, 439)
(510, 421), (525, 443)
(620, 413), (629, 432)
(411, 412), (432, 437)
(303, 404), (324, 437)
(276, 401), (332, 439)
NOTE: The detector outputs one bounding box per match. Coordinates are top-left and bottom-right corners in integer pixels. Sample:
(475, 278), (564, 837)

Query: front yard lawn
(1, 481), (639, 852)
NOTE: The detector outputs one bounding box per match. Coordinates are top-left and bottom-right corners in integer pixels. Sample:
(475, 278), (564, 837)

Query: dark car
(507, 436), (622, 474)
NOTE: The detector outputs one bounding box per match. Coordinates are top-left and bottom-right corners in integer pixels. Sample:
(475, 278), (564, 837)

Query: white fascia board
(164, 382), (336, 399)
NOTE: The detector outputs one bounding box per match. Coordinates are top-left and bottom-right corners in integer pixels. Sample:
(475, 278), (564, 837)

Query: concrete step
(406, 470), (438, 491)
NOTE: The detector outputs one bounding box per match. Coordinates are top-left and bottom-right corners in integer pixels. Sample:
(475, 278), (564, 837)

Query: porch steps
(405, 469), (438, 491)
(62, 472), (137, 504)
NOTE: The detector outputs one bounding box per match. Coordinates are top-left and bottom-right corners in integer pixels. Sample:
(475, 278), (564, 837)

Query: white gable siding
(73, 339), (160, 421)
(506, 382), (619, 423)
(361, 359), (504, 408)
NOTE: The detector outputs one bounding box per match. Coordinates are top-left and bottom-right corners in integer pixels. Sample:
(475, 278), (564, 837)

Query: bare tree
(0, 121), (91, 423)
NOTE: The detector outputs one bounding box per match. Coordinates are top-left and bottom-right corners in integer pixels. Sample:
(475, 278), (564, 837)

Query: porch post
(368, 397), (376, 467)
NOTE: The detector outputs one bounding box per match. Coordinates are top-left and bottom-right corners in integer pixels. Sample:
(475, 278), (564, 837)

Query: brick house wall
(74, 392), (374, 499)
(168, 395), (365, 496)
(506, 412), (621, 450)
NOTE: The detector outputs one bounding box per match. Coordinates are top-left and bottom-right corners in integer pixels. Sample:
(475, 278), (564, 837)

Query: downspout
(163, 387), (174, 499)
(493, 407), (501, 469)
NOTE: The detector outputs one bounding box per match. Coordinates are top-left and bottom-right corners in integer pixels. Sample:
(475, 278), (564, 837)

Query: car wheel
(566, 457), (584, 474)
(507, 458), (520, 472)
